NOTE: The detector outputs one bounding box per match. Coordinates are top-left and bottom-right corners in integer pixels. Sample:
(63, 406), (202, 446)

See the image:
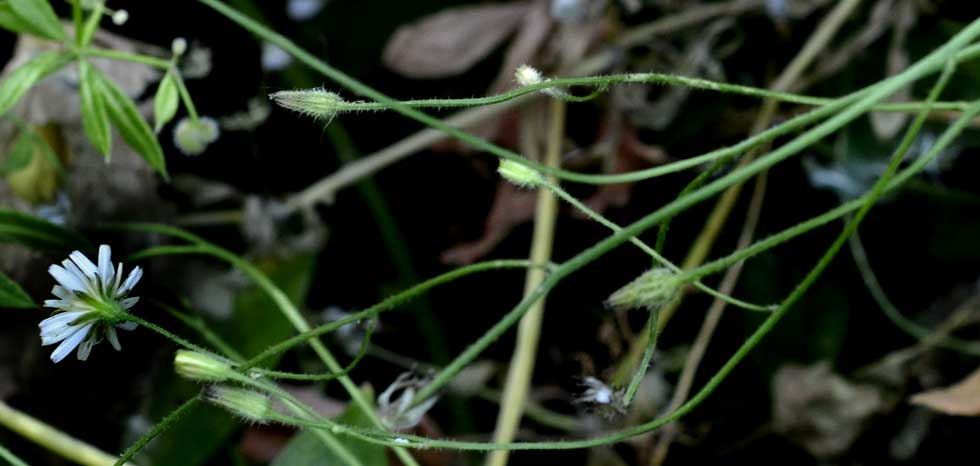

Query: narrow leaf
(0, 51), (70, 115)
(78, 60), (112, 157)
(0, 270), (33, 308)
(90, 68), (169, 177)
(7, 0), (63, 40)
(76, 0), (104, 47)
(0, 208), (84, 251)
(153, 72), (179, 133)
(0, 127), (35, 176)
(0, 1), (46, 36)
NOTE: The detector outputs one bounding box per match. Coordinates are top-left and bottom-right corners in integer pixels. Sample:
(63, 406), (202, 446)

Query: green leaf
(7, 0), (63, 40)
(0, 269), (33, 308)
(76, 0), (103, 47)
(271, 386), (386, 466)
(153, 72), (179, 133)
(78, 60), (112, 157)
(0, 128), (35, 176)
(90, 68), (169, 177)
(0, 1), (46, 36)
(0, 51), (70, 115)
(0, 208), (84, 251)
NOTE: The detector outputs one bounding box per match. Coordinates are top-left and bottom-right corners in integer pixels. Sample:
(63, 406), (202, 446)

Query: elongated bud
(269, 89), (345, 122)
(607, 268), (682, 311)
(206, 386), (272, 424)
(498, 160), (544, 188)
(174, 350), (235, 382)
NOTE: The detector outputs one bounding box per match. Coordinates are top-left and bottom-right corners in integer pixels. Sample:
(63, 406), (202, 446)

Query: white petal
(119, 296), (140, 309)
(51, 285), (74, 300)
(43, 299), (73, 309)
(117, 266), (143, 296)
(111, 262), (123, 294)
(76, 335), (95, 360)
(39, 311), (86, 333)
(62, 260), (98, 296)
(49, 323), (93, 363)
(116, 321), (138, 331)
(106, 326), (121, 351)
(98, 245), (114, 293)
(69, 251), (98, 279)
(49, 265), (85, 293)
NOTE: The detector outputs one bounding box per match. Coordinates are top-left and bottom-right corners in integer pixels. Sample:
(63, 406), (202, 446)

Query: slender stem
(83, 48), (171, 69)
(120, 313), (212, 355)
(171, 70), (200, 121)
(487, 100), (564, 466)
(412, 18), (980, 405)
(544, 180), (773, 312)
(0, 443), (29, 466)
(622, 306), (659, 406)
(156, 301), (246, 361)
(112, 396), (199, 466)
(849, 231), (980, 355)
(0, 401), (136, 466)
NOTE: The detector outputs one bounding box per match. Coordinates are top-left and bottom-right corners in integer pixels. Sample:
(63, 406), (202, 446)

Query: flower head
(173, 117), (220, 156)
(607, 267), (682, 311)
(40, 245), (142, 363)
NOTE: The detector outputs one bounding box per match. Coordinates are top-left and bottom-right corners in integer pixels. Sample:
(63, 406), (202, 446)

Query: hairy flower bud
(497, 160), (544, 188)
(607, 268), (682, 311)
(174, 350), (235, 382)
(206, 386), (272, 424)
(269, 89), (345, 123)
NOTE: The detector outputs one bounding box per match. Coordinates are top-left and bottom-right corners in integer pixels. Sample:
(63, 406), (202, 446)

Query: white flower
(514, 65), (544, 87)
(377, 372), (439, 430)
(39, 245), (143, 363)
(173, 117), (220, 156)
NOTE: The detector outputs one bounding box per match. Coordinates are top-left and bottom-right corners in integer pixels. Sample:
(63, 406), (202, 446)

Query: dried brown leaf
(910, 366), (980, 416)
(383, 2), (532, 79)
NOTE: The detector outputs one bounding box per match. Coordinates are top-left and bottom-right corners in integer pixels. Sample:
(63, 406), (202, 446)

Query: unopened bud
(174, 350), (234, 382)
(173, 117), (220, 156)
(607, 268), (682, 311)
(498, 160), (544, 188)
(206, 386), (272, 424)
(171, 38), (188, 57)
(111, 9), (129, 25)
(269, 89), (345, 123)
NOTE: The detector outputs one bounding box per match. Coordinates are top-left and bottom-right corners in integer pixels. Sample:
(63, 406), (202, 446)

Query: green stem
(83, 48), (171, 69)
(0, 400), (135, 466)
(544, 180), (773, 312)
(622, 307), (659, 406)
(849, 231), (980, 355)
(171, 69), (200, 121)
(0, 443), (29, 466)
(411, 18), (980, 405)
(112, 396), (199, 466)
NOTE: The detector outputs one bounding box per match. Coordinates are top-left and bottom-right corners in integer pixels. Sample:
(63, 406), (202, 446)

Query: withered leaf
(383, 2), (532, 79)
(910, 366), (980, 416)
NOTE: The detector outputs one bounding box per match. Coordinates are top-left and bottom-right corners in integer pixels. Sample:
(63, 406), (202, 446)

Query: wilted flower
(377, 372), (439, 430)
(39, 245), (142, 363)
(576, 376), (625, 416)
(173, 117), (220, 156)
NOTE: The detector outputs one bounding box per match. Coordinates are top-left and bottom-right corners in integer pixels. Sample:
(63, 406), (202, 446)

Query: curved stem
(113, 396), (199, 466)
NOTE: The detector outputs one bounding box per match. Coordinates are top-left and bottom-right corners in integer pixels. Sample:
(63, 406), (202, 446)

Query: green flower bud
(498, 160), (544, 188)
(206, 386), (272, 424)
(174, 350), (235, 382)
(173, 117), (220, 156)
(607, 268), (682, 311)
(269, 89), (345, 123)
